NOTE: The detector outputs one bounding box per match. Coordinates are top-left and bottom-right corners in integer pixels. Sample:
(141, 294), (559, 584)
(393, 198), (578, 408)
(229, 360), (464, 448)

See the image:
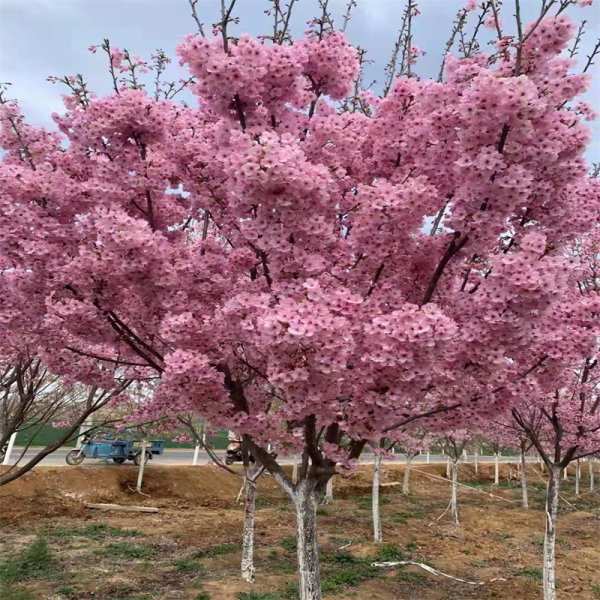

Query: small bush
(0, 538), (55, 583)
(375, 543), (405, 562)
(194, 543), (240, 558)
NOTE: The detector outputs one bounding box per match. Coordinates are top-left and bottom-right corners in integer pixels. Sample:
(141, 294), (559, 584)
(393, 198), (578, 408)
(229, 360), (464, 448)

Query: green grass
(46, 523), (143, 540)
(592, 584), (600, 598)
(493, 533), (515, 542)
(375, 543), (405, 562)
(389, 510), (424, 524)
(236, 593), (279, 600)
(356, 494), (391, 510)
(194, 543), (240, 558)
(396, 570), (429, 586)
(316, 508), (329, 516)
(0, 586), (38, 600)
(56, 587), (74, 595)
(0, 538), (55, 583)
(515, 567), (543, 584)
(405, 541), (418, 552)
(255, 497), (271, 509)
(195, 594), (211, 600)
(172, 559), (205, 574)
(279, 536), (297, 551)
(103, 542), (156, 559)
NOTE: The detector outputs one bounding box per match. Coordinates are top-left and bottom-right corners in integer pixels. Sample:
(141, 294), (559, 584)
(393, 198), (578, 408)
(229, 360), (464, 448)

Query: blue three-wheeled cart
(65, 435), (165, 466)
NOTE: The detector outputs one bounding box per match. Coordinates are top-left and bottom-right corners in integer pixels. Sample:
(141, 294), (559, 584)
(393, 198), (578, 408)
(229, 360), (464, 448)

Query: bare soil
(0, 462), (599, 599)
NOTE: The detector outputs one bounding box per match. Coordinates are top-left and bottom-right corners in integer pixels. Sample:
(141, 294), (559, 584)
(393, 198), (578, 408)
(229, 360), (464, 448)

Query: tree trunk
(292, 456), (299, 484)
(450, 460), (459, 525)
(575, 459), (580, 495)
(474, 447), (478, 475)
(372, 454), (382, 543)
(403, 455), (412, 494)
(2, 432), (17, 466)
(543, 466), (561, 600)
(426, 449), (430, 464)
(494, 452), (499, 485)
(241, 470), (257, 582)
(136, 440), (148, 493)
(520, 447), (529, 509)
(563, 465), (567, 480)
(446, 456), (451, 478)
(323, 477), (333, 504)
(590, 457), (595, 491)
(293, 480), (322, 600)
(192, 443), (200, 466)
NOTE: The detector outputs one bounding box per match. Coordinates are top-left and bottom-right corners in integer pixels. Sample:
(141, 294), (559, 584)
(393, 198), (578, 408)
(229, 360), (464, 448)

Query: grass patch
(46, 523), (142, 540)
(375, 543), (405, 562)
(396, 570), (429, 586)
(316, 508), (329, 516)
(236, 593), (279, 600)
(592, 584), (600, 598)
(0, 586), (38, 600)
(194, 543), (240, 558)
(390, 510), (424, 524)
(0, 538), (55, 583)
(280, 536), (297, 551)
(493, 533), (515, 542)
(515, 568), (543, 584)
(405, 541), (418, 552)
(255, 497), (271, 509)
(172, 559), (205, 574)
(356, 495), (390, 510)
(103, 542), (156, 559)
(195, 594), (211, 600)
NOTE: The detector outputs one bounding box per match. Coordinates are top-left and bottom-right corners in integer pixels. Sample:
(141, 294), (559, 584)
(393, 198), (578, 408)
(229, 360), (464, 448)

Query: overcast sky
(0, 0), (598, 158)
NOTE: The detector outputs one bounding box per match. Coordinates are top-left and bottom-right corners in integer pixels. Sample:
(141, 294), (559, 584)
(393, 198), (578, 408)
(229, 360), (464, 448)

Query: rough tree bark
(323, 477), (333, 504)
(543, 466), (561, 600)
(403, 454), (413, 494)
(372, 453), (382, 543)
(590, 457), (595, 491)
(450, 459), (459, 525)
(241, 465), (259, 582)
(575, 459), (580, 496)
(520, 447), (529, 509)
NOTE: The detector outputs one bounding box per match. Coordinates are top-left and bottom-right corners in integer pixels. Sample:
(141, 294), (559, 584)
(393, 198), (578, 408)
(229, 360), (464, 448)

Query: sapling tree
(1, 1), (600, 598)
(442, 433), (470, 525)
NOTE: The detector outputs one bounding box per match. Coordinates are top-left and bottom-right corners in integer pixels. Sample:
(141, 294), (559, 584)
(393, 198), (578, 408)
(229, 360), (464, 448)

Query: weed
(276, 582), (299, 599)
(460, 549), (472, 555)
(493, 533), (515, 542)
(321, 560), (377, 594)
(0, 538), (55, 583)
(356, 495), (390, 510)
(375, 543), (405, 562)
(194, 543), (240, 558)
(396, 570), (429, 586)
(47, 523), (142, 540)
(103, 542), (156, 559)
(592, 584), (600, 598)
(172, 559), (205, 574)
(56, 587), (74, 595)
(280, 536), (297, 551)
(0, 586), (38, 600)
(236, 593), (278, 600)
(405, 541), (418, 552)
(255, 497), (271, 509)
(390, 510), (424, 524)
(515, 568), (543, 584)
(195, 594), (211, 600)
(316, 508), (329, 517)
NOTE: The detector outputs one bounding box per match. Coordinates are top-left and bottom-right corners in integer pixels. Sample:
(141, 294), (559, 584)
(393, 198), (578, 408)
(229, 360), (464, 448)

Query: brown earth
(0, 462), (599, 600)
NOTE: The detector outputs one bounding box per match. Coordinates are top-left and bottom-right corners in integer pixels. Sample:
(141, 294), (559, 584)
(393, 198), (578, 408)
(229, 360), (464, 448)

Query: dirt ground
(0, 461), (599, 600)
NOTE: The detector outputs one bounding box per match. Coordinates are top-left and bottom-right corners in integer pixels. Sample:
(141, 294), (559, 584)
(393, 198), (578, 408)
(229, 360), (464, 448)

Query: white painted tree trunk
(426, 449), (430, 464)
(293, 480), (322, 600)
(543, 466), (561, 600)
(590, 457), (595, 491)
(192, 443), (200, 466)
(136, 440), (147, 493)
(450, 460), (459, 525)
(76, 417), (92, 449)
(563, 465), (568, 480)
(403, 455), (412, 494)
(292, 456), (299, 484)
(575, 459), (580, 495)
(446, 456), (451, 478)
(494, 452), (499, 485)
(323, 477), (333, 504)
(2, 432), (17, 466)
(241, 470), (257, 583)
(474, 448), (478, 475)
(520, 448), (529, 509)
(372, 454), (382, 543)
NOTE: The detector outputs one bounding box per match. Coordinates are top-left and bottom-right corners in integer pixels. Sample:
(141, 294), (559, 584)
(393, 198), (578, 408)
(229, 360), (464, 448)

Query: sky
(0, 0), (598, 158)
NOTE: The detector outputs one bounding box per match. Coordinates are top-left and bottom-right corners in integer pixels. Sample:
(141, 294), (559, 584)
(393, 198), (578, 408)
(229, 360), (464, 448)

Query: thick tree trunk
(590, 457), (595, 491)
(241, 471), (257, 582)
(575, 459), (580, 495)
(403, 455), (412, 494)
(520, 448), (529, 509)
(543, 466), (561, 600)
(450, 460), (459, 525)
(323, 477), (333, 504)
(293, 480), (322, 600)
(494, 452), (499, 485)
(372, 454), (382, 543)
(136, 440), (147, 493)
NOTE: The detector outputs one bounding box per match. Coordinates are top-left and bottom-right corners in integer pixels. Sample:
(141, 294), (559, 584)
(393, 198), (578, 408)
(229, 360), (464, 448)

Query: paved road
(3, 448), (538, 468)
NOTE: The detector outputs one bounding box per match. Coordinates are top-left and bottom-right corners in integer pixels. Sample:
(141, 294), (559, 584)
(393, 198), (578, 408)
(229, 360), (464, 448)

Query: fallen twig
(85, 503), (159, 513)
(372, 560), (507, 586)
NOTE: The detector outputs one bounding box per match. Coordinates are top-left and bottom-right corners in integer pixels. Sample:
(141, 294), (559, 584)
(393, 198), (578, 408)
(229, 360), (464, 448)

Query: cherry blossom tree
(1, 1), (599, 598)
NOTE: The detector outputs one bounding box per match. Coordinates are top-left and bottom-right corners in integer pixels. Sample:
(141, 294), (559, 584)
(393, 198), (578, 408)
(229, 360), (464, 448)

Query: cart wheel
(0, 449), (5, 463)
(113, 458), (126, 464)
(133, 452), (150, 466)
(225, 456), (234, 465)
(66, 450), (85, 466)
